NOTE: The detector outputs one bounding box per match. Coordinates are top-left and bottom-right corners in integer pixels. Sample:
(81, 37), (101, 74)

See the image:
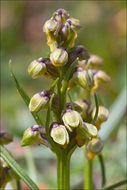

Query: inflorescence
(21, 8), (111, 160)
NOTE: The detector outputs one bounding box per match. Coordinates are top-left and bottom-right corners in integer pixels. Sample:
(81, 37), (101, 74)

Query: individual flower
(28, 58), (47, 79)
(75, 99), (89, 118)
(50, 48), (68, 67)
(76, 122), (98, 138)
(87, 138), (104, 160)
(54, 8), (70, 24)
(73, 67), (94, 91)
(92, 105), (109, 130)
(29, 91), (50, 112)
(68, 46), (90, 64)
(50, 123), (69, 147)
(43, 19), (59, 35)
(21, 125), (46, 147)
(78, 54), (104, 70)
(62, 109), (83, 132)
(67, 17), (81, 31)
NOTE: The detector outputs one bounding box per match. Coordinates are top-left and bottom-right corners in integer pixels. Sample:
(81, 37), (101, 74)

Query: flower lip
(62, 109), (83, 132)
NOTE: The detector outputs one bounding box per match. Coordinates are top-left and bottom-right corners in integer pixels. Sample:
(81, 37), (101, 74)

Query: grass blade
(0, 145), (39, 190)
(9, 60), (43, 125)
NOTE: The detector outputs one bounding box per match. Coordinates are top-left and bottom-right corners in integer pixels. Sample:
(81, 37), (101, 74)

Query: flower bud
(50, 123), (69, 147)
(55, 8), (69, 23)
(21, 127), (40, 147)
(62, 109), (83, 132)
(73, 67), (94, 91)
(87, 138), (104, 154)
(68, 46), (90, 64)
(50, 48), (68, 67)
(92, 106), (109, 130)
(0, 132), (13, 145)
(61, 22), (71, 41)
(29, 91), (50, 112)
(28, 58), (46, 79)
(43, 19), (59, 34)
(67, 17), (81, 31)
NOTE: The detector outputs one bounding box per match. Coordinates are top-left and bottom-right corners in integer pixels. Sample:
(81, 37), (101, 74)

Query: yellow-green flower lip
(50, 124), (69, 146)
(62, 109), (83, 132)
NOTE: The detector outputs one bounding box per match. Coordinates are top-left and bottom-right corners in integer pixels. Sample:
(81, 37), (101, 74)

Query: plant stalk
(84, 149), (93, 190)
(57, 150), (70, 190)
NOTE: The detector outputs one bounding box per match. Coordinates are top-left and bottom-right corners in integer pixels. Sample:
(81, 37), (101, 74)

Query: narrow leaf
(100, 179), (127, 190)
(0, 145), (39, 190)
(9, 60), (43, 125)
(50, 77), (59, 91)
(98, 154), (106, 187)
(91, 93), (99, 124)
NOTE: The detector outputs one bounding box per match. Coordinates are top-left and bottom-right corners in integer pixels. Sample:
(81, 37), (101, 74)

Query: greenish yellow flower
(87, 138), (104, 155)
(67, 17), (81, 31)
(54, 8), (69, 24)
(50, 123), (69, 147)
(50, 48), (68, 67)
(29, 91), (49, 112)
(28, 58), (46, 79)
(86, 54), (104, 69)
(62, 109), (83, 132)
(21, 127), (40, 147)
(94, 70), (111, 83)
(73, 67), (94, 91)
(92, 105), (109, 130)
(75, 99), (89, 118)
(43, 19), (59, 35)
(77, 122), (98, 139)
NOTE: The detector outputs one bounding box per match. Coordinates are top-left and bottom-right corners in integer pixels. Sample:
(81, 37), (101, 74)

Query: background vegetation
(1, 1), (126, 189)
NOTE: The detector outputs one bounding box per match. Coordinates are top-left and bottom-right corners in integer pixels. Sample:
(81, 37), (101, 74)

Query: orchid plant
(0, 8), (126, 190)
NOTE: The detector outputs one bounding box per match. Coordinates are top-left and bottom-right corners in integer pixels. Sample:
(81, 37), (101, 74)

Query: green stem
(101, 179), (127, 190)
(0, 145), (39, 190)
(61, 60), (77, 110)
(57, 150), (70, 190)
(84, 149), (93, 190)
(16, 180), (21, 190)
(98, 154), (106, 187)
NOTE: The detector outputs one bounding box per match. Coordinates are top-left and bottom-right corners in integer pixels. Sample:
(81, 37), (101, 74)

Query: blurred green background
(1, 1), (126, 189)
